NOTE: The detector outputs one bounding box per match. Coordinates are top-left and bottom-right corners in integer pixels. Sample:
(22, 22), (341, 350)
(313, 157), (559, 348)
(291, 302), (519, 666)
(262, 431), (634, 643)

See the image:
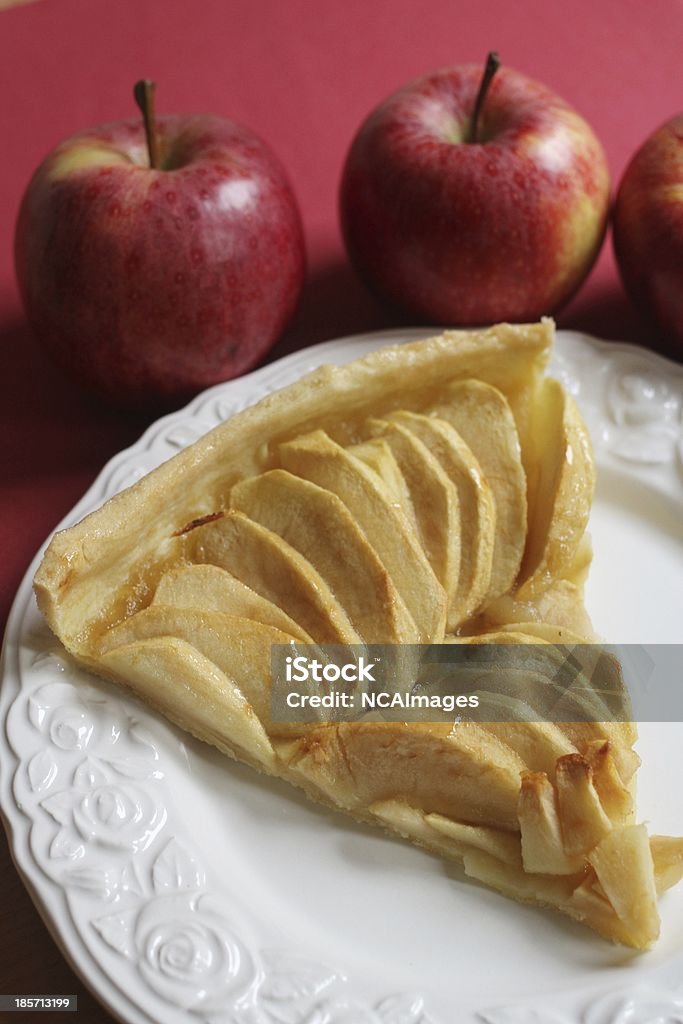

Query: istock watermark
(271, 644), (683, 726)
(284, 654), (377, 683)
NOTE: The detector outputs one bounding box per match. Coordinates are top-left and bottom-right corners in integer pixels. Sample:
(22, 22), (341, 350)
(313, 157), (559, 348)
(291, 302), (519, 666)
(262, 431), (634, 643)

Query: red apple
(14, 81), (305, 403)
(339, 54), (610, 325)
(613, 113), (683, 349)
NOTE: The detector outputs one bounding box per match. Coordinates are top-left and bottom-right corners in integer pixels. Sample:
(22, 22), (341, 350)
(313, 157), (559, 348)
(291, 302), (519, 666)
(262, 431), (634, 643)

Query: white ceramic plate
(1, 329), (683, 1024)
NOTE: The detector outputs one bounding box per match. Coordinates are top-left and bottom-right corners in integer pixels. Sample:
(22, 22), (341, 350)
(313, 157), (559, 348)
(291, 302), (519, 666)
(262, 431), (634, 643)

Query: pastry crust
(34, 320), (683, 949)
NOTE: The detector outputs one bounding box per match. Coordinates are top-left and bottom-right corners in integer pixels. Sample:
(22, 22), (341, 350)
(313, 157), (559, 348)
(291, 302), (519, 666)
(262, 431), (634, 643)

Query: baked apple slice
(348, 438), (418, 536)
(187, 510), (361, 644)
(99, 636), (275, 771)
(429, 379), (527, 602)
(98, 606), (309, 735)
(517, 377), (595, 597)
(230, 469), (418, 642)
(153, 562), (312, 641)
(278, 430), (446, 642)
(365, 416), (461, 628)
(384, 411), (495, 626)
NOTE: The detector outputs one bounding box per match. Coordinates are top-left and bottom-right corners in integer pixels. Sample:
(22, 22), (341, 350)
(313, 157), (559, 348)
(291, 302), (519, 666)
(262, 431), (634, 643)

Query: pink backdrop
(1, 0), (681, 640)
(0, 1), (682, 1013)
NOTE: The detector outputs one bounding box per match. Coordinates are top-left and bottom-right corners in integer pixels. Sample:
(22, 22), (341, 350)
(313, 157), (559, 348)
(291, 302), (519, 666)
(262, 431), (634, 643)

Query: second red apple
(340, 56), (610, 325)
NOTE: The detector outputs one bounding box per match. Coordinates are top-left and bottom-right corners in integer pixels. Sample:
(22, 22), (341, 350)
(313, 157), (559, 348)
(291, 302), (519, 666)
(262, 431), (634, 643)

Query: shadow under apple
(560, 280), (682, 364)
(0, 316), (152, 483)
(268, 257), (408, 363)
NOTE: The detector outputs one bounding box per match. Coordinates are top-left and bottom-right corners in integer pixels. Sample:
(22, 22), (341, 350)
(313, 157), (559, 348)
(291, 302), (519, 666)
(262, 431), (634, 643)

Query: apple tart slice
(34, 320), (683, 949)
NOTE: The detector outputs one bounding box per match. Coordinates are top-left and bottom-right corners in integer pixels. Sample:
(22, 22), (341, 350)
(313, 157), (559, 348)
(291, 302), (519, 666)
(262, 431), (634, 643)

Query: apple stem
(469, 51), (500, 144)
(133, 79), (162, 169)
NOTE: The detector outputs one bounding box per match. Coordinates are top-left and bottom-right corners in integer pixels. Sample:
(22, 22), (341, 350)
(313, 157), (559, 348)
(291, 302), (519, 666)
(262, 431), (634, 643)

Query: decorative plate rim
(1, 327), (682, 1024)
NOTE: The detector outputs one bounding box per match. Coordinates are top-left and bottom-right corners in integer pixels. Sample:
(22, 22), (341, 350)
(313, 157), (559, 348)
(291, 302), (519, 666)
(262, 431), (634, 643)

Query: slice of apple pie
(34, 320), (683, 949)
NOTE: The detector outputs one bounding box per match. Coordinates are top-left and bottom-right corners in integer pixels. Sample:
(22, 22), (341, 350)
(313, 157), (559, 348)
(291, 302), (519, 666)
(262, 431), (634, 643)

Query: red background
(0, 0), (681, 1018)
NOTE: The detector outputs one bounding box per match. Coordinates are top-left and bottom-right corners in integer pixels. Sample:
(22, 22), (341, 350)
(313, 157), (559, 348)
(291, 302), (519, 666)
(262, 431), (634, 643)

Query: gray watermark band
(271, 644), (682, 725)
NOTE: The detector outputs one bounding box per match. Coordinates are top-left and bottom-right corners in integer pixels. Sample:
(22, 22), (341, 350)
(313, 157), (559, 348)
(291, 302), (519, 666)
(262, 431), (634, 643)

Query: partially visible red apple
(339, 54), (610, 325)
(613, 113), (683, 349)
(15, 81), (305, 403)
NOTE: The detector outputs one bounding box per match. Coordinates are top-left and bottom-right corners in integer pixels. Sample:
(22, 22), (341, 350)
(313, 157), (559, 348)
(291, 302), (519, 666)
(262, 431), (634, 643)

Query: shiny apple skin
(15, 115), (305, 402)
(339, 65), (610, 325)
(613, 113), (683, 349)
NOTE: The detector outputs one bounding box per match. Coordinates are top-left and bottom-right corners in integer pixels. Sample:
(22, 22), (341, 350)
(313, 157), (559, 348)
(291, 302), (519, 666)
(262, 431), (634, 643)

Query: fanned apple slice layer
(34, 321), (553, 651)
(33, 321), (683, 950)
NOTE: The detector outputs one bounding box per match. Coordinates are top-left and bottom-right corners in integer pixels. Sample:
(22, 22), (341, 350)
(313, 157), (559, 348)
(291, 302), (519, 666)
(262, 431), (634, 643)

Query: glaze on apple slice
(516, 377), (595, 598)
(231, 469), (419, 643)
(428, 379), (527, 603)
(278, 430), (446, 642)
(347, 437), (418, 536)
(365, 416), (461, 625)
(185, 510), (361, 644)
(281, 720), (527, 832)
(99, 605), (321, 738)
(385, 411), (495, 627)
(99, 636), (275, 771)
(153, 562), (312, 641)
